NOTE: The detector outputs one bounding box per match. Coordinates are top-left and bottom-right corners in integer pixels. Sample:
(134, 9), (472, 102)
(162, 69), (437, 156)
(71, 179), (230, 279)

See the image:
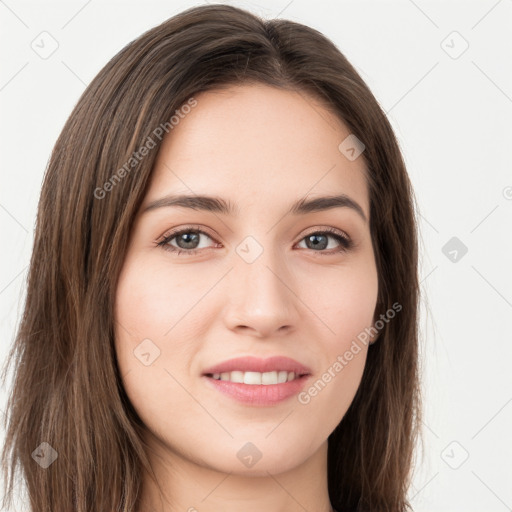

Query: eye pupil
(177, 232), (200, 249)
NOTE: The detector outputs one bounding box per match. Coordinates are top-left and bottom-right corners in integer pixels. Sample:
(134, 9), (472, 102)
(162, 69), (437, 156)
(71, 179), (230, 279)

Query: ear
(369, 330), (380, 345)
(369, 308), (382, 345)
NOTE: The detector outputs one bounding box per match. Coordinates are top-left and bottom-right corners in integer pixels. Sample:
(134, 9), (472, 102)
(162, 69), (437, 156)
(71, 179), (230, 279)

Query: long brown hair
(1, 4), (422, 511)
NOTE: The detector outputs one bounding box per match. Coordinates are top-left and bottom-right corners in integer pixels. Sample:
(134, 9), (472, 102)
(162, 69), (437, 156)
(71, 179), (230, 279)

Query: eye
(296, 227), (353, 255)
(156, 226), (353, 256)
(156, 225), (219, 256)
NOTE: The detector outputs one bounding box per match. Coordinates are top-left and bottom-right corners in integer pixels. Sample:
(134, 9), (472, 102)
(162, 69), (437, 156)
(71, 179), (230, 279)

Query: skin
(114, 84), (379, 512)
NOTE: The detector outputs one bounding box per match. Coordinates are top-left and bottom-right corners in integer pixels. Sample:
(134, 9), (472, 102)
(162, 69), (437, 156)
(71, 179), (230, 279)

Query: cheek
(292, 259), (377, 414)
(299, 276), (375, 419)
(113, 253), (213, 386)
(305, 258), (378, 347)
(113, 256), (172, 378)
(113, 258), (200, 422)
(114, 254), (194, 340)
(117, 287), (166, 335)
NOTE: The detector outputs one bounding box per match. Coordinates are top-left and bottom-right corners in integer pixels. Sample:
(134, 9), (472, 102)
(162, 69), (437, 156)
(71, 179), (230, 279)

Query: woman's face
(114, 84), (378, 477)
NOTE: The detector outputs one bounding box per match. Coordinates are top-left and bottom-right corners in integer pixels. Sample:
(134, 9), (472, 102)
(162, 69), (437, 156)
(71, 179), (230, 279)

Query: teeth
(211, 370), (298, 385)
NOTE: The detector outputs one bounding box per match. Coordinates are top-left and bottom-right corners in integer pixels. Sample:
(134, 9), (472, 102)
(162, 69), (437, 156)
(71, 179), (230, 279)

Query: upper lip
(202, 356), (312, 376)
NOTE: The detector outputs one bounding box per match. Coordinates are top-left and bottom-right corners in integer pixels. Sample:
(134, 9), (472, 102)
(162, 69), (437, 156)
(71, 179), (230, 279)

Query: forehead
(146, 84), (369, 219)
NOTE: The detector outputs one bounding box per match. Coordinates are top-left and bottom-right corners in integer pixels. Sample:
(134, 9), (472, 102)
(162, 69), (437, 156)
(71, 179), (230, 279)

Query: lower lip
(202, 374), (310, 406)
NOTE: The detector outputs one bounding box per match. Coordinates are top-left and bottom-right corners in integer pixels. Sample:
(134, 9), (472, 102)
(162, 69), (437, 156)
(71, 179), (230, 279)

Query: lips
(201, 356), (312, 377)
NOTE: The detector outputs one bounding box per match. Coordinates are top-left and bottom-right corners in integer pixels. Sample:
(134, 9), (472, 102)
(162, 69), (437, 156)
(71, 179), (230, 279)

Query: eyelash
(156, 225), (353, 257)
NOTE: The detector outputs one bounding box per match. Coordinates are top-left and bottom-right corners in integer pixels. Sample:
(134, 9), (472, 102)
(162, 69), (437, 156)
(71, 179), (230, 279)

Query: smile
(207, 370), (301, 385)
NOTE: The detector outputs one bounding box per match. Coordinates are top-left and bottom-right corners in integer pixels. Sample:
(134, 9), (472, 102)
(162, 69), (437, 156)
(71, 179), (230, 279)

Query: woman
(1, 4), (422, 511)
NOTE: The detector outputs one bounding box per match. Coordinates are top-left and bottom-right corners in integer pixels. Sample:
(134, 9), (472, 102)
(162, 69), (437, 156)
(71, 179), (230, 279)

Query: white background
(1, 1), (511, 510)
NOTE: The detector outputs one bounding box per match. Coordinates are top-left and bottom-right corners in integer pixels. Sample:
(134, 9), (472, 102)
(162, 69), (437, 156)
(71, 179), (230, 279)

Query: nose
(222, 245), (301, 338)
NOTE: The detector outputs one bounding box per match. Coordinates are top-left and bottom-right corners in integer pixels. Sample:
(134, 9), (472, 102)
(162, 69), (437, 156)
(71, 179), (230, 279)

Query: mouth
(201, 356), (312, 406)
(201, 355), (312, 379)
(201, 368), (311, 406)
(204, 370), (308, 385)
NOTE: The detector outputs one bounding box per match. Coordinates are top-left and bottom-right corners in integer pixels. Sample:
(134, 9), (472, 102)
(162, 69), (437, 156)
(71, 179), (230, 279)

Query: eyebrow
(141, 193), (367, 222)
